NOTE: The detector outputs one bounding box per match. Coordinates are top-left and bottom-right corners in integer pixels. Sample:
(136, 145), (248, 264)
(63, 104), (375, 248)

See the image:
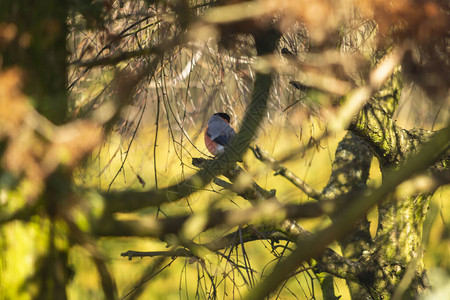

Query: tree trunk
(347, 70), (439, 298)
(1, 1), (70, 299)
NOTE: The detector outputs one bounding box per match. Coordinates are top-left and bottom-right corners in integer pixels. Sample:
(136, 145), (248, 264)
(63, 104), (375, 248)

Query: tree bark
(346, 70), (446, 298)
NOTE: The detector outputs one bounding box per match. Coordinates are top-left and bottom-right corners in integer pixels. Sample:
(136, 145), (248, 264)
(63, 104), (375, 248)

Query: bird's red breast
(204, 127), (219, 155)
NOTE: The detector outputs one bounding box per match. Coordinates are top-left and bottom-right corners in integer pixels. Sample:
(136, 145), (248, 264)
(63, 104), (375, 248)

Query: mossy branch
(244, 125), (450, 300)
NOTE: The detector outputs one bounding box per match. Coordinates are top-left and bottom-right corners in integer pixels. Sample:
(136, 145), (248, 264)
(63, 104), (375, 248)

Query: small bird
(204, 112), (237, 156)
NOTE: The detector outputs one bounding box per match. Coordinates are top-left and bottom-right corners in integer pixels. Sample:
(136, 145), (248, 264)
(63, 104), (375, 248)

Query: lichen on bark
(345, 64), (446, 298)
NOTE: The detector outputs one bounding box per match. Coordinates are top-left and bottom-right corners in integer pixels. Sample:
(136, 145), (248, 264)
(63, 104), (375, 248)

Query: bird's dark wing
(207, 115), (236, 144)
(213, 135), (231, 146)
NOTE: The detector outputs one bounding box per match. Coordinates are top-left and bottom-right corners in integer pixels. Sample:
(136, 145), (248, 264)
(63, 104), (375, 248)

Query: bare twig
(74, 32), (182, 67)
(252, 145), (322, 200)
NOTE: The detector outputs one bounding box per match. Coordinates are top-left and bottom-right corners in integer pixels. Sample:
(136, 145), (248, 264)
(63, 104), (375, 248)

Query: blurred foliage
(1, 0), (449, 299)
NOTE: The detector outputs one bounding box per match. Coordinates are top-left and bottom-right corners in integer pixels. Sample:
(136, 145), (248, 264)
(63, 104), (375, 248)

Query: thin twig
(252, 145), (322, 200)
(74, 31), (183, 67)
(107, 102), (146, 191)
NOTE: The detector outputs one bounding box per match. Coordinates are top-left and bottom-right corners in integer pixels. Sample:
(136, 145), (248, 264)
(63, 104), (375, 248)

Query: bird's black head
(214, 112), (231, 123)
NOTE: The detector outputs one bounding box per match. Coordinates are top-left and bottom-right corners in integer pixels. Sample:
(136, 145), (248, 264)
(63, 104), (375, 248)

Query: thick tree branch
(321, 133), (373, 201)
(321, 132), (374, 298)
(349, 100), (435, 168)
(243, 125), (450, 300)
(204, 226), (288, 251)
(93, 200), (330, 238)
(346, 70), (449, 297)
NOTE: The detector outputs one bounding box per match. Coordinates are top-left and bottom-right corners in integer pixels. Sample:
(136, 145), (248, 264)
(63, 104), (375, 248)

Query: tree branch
(119, 224), (364, 284)
(73, 26), (179, 67)
(243, 125), (450, 300)
(320, 132), (374, 298)
(350, 100), (433, 168)
(193, 157), (276, 205)
(121, 248), (193, 260)
(93, 200), (330, 238)
(251, 145), (322, 200)
(101, 29), (281, 214)
(102, 63), (277, 214)
(192, 149), (369, 284)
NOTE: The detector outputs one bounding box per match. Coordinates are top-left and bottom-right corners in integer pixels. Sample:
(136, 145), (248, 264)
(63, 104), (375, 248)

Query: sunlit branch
(212, 177), (233, 190)
(94, 200), (330, 238)
(350, 100), (436, 168)
(204, 226), (289, 251)
(243, 125), (450, 300)
(120, 227), (288, 261)
(252, 145), (322, 200)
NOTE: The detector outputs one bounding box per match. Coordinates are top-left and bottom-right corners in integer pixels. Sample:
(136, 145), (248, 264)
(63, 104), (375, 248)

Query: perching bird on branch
(204, 112), (237, 156)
